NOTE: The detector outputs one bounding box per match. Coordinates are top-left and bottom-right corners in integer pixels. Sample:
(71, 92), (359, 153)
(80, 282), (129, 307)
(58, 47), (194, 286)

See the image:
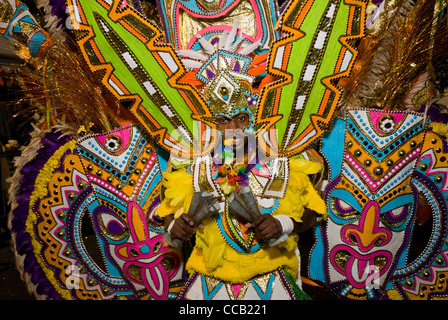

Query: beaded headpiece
(202, 71), (258, 121)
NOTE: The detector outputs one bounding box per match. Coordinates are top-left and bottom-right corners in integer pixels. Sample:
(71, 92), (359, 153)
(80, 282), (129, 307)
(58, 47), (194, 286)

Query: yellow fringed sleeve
(274, 157), (327, 223)
(156, 157), (327, 283)
(156, 167), (195, 219)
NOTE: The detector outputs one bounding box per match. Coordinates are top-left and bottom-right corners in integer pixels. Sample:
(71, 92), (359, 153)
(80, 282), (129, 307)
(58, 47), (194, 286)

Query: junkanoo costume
(1, 0), (366, 299)
(2, 0), (365, 299)
(151, 0), (364, 300)
(156, 78), (327, 299)
(16, 0), (448, 301)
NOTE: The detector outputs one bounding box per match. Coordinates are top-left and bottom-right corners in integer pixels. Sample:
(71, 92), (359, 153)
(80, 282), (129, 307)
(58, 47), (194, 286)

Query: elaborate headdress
(3, 0), (367, 300)
(66, 0), (367, 158)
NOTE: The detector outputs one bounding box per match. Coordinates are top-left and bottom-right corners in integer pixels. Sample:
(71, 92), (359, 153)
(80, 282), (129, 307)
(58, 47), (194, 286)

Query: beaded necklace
(212, 140), (257, 196)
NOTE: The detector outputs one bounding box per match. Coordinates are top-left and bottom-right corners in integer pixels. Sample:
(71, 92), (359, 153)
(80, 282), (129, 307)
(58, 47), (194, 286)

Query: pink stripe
(87, 173), (130, 201)
(344, 147), (421, 192)
(251, 161), (270, 177)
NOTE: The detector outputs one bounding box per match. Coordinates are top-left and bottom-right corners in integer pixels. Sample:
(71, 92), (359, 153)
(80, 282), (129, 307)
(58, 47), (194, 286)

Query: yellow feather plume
(156, 167), (194, 219)
(275, 158), (326, 222)
(195, 219), (227, 270)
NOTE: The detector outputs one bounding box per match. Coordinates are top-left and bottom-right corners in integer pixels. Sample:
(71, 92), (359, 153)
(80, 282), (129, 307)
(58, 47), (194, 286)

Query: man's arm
(251, 208), (318, 241)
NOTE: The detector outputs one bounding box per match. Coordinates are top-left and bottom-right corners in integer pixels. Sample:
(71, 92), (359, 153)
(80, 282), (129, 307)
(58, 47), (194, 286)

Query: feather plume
(339, 0), (448, 113)
(8, 38), (122, 133)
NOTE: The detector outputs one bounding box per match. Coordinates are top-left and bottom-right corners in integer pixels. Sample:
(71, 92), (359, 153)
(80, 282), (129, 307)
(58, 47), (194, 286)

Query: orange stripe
(96, 0), (111, 9)
(347, 6), (355, 34)
(247, 65), (267, 77)
(293, 0), (314, 29)
(89, 40), (106, 63)
(251, 52), (268, 65)
(109, 74), (130, 95)
(120, 20), (148, 43)
(137, 105), (161, 129)
(289, 124), (313, 147)
(74, 0), (88, 25)
(153, 52), (174, 76)
(318, 89), (331, 113)
(333, 47), (346, 75)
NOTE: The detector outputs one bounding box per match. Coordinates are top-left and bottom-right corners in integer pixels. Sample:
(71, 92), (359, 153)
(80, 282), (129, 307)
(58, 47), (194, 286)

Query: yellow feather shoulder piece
(156, 167), (194, 219)
(194, 218), (227, 270)
(430, 122), (448, 138)
(275, 158), (326, 222)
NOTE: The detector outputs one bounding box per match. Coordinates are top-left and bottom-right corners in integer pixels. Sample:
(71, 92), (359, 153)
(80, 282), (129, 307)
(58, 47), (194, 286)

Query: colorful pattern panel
(9, 125), (186, 300)
(67, 0), (217, 157)
(391, 131), (448, 300)
(310, 108), (448, 300)
(178, 269), (297, 300)
(258, 0), (366, 157)
(341, 109), (425, 202)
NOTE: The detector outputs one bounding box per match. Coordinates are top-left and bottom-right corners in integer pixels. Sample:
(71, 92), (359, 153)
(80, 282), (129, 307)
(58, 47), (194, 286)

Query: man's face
(216, 113), (250, 151)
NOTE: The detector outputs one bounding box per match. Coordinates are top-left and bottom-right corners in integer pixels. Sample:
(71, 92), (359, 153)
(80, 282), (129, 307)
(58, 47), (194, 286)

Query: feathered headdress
(66, 0), (367, 159)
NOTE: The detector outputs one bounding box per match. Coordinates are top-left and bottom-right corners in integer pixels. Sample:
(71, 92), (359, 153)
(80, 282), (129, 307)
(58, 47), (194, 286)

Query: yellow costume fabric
(157, 158), (326, 283)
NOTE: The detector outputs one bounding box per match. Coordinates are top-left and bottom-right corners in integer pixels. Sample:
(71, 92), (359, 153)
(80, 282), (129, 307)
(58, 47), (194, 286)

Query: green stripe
(78, 0), (196, 145)
(275, 0), (352, 150)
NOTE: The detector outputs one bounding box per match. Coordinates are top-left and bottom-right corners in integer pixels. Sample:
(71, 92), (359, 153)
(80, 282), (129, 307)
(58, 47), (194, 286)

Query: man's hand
(250, 214), (283, 240)
(169, 214), (203, 241)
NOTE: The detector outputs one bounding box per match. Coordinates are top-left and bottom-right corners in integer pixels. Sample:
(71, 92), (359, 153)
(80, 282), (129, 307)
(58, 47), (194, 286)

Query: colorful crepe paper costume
(5, 0), (448, 302)
(157, 152), (326, 299)
(2, 0), (367, 300)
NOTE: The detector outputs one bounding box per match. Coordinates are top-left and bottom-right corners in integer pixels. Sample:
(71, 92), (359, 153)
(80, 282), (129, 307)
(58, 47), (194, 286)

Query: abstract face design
(92, 202), (182, 299)
(22, 125), (185, 300)
(325, 185), (417, 296)
(310, 109), (431, 299)
(74, 125), (185, 299)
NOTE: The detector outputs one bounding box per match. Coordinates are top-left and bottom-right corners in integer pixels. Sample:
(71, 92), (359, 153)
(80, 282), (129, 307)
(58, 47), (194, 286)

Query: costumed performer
(156, 67), (327, 300)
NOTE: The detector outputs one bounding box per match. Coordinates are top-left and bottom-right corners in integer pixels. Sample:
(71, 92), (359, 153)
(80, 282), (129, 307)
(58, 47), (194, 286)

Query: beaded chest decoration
(191, 155), (284, 253)
(309, 108), (448, 300)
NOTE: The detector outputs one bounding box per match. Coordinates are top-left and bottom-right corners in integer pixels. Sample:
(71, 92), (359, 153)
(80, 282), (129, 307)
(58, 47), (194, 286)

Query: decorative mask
(310, 108), (448, 300)
(10, 125), (186, 299)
